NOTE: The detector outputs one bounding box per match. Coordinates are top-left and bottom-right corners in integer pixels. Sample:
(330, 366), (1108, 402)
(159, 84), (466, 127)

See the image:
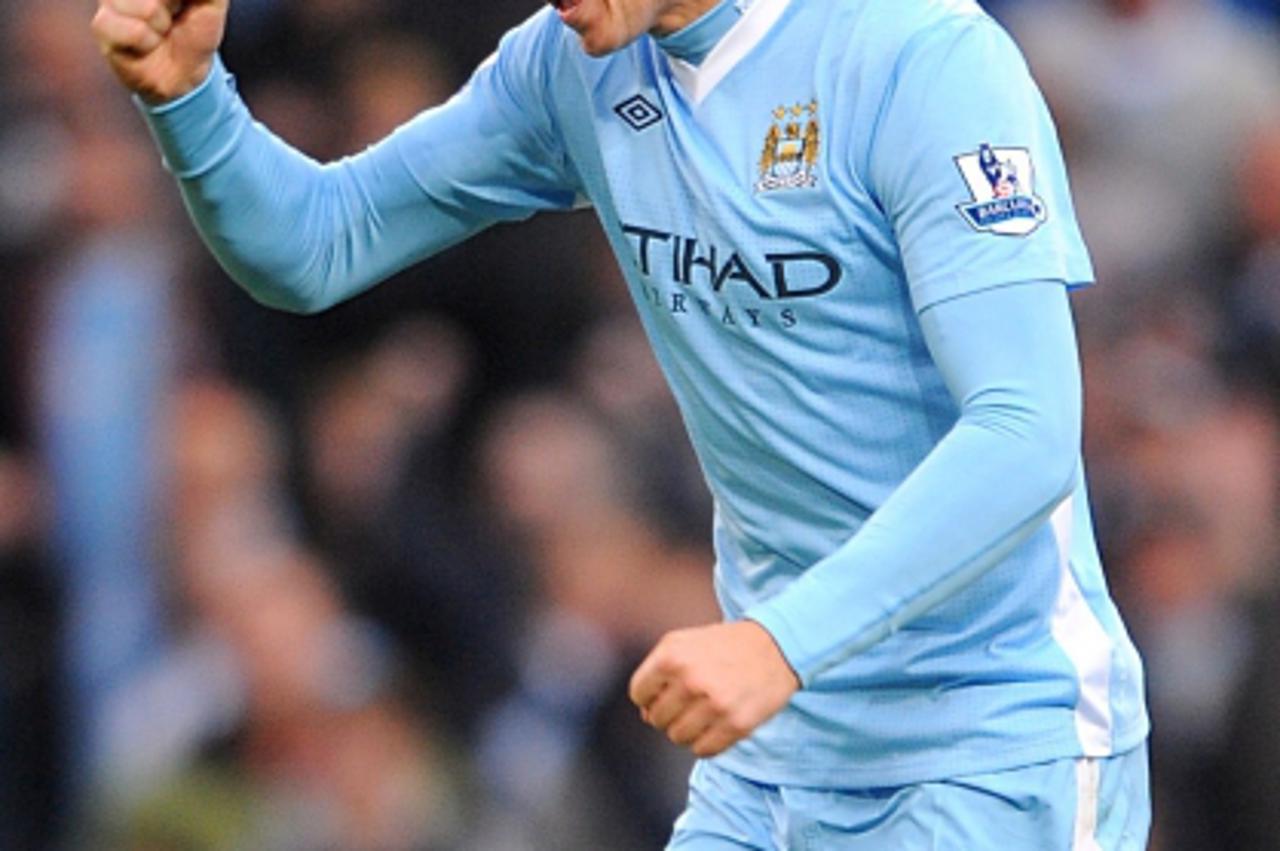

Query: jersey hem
(710, 718), (1150, 790)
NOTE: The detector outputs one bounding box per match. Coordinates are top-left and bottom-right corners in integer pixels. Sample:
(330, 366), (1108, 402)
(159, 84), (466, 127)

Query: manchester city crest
(756, 100), (820, 193)
(954, 144), (1047, 236)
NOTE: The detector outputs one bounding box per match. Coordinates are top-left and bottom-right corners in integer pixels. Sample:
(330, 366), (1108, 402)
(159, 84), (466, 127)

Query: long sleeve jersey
(140, 0), (1147, 786)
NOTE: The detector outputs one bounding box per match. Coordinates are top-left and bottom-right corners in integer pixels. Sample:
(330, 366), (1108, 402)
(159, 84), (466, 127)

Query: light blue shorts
(668, 744), (1150, 850)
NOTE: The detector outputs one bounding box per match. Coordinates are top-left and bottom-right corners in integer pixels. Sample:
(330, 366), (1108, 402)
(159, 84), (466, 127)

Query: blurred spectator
(11, 3), (189, 809)
(92, 379), (290, 807)
(1226, 126), (1280, 392)
(104, 544), (462, 851)
(571, 314), (714, 547)
(0, 452), (61, 850)
(300, 318), (526, 740)
(1085, 327), (1280, 851)
(473, 391), (718, 851)
(1224, 0), (1280, 20)
(92, 379), (465, 850)
(1006, 0), (1280, 314)
(335, 32), (458, 151)
(32, 133), (181, 790)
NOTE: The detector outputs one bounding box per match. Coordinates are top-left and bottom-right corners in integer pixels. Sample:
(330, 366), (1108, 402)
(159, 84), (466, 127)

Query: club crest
(954, 144), (1047, 236)
(756, 100), (820, 193)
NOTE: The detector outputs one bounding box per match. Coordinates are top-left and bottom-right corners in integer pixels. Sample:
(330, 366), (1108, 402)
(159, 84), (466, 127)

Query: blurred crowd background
(0, 0), (1276, 848)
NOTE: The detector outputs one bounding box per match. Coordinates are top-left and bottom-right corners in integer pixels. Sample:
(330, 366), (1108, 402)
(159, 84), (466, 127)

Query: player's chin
(577, 23), (637, 57)
(578, 33), (625, 57)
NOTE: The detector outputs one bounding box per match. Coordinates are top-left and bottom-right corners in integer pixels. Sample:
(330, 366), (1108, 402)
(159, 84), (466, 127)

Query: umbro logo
(614, 95), (664, 132)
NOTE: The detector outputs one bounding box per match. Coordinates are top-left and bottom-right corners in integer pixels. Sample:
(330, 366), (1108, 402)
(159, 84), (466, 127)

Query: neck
(651, 0), (730, 37)
(654, 0), (742, 65)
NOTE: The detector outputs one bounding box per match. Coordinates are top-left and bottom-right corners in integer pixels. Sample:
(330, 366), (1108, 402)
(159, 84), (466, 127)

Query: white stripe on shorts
(1073, 757), (1103, 851)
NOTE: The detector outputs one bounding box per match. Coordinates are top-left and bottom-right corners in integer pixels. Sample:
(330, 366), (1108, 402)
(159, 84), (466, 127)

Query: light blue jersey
(139, 0), (1147, 789)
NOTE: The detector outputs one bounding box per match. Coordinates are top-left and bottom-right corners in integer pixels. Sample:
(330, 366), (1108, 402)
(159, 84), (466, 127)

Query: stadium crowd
(0, 0), (1277, 847)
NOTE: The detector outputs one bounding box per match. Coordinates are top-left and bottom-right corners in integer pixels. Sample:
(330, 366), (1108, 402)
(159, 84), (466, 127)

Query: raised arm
(93, 0), (578, 313)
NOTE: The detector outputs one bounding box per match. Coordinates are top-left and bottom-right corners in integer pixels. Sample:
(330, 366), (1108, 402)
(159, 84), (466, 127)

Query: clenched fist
(91, 0), (228, 103)
(629, 620), (800, 758)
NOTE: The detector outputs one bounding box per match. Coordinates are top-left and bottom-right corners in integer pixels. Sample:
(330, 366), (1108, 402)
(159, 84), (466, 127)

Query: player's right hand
(92, 0), (228, 104)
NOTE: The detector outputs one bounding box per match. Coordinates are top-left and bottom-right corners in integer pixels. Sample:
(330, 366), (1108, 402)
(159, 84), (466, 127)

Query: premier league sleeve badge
(954, 144), (1047, 236)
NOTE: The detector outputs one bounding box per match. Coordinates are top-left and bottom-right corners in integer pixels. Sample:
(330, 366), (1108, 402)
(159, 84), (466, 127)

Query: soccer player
(92, 0), (1151, 846)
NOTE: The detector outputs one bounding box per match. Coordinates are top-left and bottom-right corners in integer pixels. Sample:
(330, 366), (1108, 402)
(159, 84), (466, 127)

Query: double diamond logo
(614, 95), (664, 132)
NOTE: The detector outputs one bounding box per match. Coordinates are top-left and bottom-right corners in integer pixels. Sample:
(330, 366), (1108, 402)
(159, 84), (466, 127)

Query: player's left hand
(629, 620), (800, 758)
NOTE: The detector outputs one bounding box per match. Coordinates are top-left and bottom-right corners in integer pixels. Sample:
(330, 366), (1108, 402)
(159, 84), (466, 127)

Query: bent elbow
(230, 268), (332, 315)
(251, 288), (331, 316)
(1022, 409), (1080, 507)
(968, 390), (1080, 506)
(261, 294), (329, 316)
(1042, 445), (1080, 507)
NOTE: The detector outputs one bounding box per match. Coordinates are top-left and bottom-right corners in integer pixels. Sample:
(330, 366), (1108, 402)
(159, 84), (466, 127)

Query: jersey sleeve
(138, 9), (578, 313)
(392, 9), (580, 222)
(866, 17), (1093, 312)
